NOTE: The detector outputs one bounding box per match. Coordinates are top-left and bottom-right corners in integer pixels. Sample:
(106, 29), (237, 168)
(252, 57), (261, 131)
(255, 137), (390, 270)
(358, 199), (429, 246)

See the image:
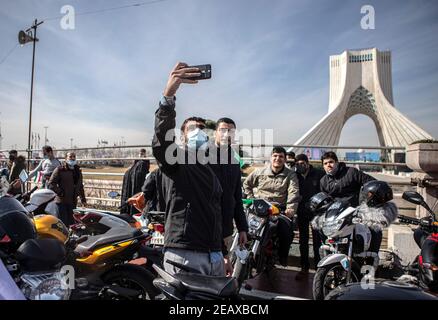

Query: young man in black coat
(294, 154), (325, 280)
(120, 149), (150, 214)
(320, 151), (375, 207)
(152, 62), (229, 276)
(208, 117), (248, 253)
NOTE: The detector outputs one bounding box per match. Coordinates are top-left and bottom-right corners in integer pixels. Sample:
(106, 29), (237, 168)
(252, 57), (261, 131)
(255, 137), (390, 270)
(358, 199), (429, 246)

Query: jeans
(163, 248), (225, 276)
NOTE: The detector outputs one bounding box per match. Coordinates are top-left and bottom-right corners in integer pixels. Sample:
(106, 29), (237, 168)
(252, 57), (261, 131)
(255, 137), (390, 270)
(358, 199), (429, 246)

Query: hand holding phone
(186, 64), (211, 80)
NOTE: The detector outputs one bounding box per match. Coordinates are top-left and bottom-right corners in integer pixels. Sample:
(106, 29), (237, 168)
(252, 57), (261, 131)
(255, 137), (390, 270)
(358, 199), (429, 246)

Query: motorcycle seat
(174, 272), (239, 297)
(16, 238), (66, 271)
(74, 227), (142, 254)
(103, 212), (136, 224)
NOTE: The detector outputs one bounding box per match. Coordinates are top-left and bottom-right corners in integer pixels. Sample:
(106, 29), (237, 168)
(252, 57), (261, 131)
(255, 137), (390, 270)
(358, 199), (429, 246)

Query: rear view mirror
(402, 191), (424, 205)
(108, 191), (120, 199)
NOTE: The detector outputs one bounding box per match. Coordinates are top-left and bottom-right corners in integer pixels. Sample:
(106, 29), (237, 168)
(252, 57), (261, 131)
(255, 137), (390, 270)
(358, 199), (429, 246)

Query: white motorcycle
(310, 194), (381, 300)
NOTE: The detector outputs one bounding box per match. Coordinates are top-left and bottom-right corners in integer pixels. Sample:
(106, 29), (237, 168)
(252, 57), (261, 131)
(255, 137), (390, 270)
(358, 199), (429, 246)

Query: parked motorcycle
(398, 190), (438, 292)
(229, 198), (285, 287)
(17, 189), (158, 300)
(310, 192), (396, 300)
(0, 196), (70, 300)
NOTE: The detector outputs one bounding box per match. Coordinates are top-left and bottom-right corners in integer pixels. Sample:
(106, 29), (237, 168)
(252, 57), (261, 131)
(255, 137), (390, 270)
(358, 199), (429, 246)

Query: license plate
(150, 231), (164, 245)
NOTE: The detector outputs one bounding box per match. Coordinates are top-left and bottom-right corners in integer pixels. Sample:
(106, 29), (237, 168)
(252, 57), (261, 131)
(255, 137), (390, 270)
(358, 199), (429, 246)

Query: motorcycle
(229, 199), (285, 287)
(0, 196), (70, 300)
(398, 190), (438, 292)
(311, 194), (388, 300)
(17, 189), (158, 299)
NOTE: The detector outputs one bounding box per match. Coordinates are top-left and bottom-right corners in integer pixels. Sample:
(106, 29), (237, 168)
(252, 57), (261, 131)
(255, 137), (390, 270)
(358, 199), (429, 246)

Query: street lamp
(19, 19), (44, 178)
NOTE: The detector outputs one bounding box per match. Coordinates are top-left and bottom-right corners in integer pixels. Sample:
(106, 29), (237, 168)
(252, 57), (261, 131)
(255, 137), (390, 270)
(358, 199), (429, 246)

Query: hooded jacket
(208, 144), (248, 238)
(320, 162), (375, 207)
(152, 102), (224, 253)
(121, 159), (150, 214)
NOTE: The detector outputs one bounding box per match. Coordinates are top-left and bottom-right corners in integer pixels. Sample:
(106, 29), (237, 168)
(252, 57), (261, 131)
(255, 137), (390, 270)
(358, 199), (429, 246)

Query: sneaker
(295, 269), (309, 281)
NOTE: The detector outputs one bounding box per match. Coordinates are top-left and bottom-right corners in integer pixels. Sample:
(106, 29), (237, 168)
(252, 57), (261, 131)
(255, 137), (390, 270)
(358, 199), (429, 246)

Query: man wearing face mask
(294, 154), (325, 280)
(29, 145), (62, 188)
(286, 151), (296, 170)
(152, 62), (227, 276)
(320, 151), (375, 207)
(48, 152), (86, 226)
(8, 151), (26, 184)
(6, 150), (18, 176)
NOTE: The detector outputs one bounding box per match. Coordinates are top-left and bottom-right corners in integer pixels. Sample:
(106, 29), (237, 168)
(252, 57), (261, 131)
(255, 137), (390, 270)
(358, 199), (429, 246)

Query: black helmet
(308, 192), (334, 213)
(360, 180), (393, 207)
(0, 196), (37, 253)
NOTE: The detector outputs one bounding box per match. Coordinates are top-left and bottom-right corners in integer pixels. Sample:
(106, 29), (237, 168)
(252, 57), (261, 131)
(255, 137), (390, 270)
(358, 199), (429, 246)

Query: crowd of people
(1, 147), (87, 227)
(145, 62), (387, 279)
(0, 62), (394, 283)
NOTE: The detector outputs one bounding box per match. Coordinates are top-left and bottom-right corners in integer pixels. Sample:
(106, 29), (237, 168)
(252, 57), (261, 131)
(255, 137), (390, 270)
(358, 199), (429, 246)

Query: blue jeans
(163, 248), (225, 276)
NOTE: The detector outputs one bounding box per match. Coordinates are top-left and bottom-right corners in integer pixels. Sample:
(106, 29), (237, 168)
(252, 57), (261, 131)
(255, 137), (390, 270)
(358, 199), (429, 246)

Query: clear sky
(0, 0), (437, 150)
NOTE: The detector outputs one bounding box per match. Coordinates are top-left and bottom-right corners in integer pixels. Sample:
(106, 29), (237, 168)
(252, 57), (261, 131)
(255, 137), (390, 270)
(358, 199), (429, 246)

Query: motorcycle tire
(313, 263), (360, 300)
(102, 264), (159, 300)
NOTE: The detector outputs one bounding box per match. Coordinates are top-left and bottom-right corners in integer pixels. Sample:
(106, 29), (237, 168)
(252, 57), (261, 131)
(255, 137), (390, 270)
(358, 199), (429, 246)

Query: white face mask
(187, 128), (209, 150)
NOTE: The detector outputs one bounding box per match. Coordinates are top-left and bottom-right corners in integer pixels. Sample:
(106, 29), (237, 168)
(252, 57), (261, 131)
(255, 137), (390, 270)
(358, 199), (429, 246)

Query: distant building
(345, 151), (380, 162)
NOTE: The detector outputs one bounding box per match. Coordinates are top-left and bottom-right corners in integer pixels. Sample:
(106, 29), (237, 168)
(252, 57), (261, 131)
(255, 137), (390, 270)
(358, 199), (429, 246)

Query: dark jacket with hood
(296, 165), (326, 218)
(152, 102), (224, 253)
(208, 145), (248, 238)
(9, 156), (26, 183)
(320, 162), (375, 207)
(121, 159), (150, 214)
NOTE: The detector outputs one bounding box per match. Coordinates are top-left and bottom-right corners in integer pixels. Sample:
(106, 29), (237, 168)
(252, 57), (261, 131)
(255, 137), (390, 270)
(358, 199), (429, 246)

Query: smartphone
(187, 64), (211, 80)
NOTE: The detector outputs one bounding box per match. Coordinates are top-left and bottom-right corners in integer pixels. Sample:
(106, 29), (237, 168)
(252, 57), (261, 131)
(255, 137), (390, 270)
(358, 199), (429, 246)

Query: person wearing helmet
(356, 180), (398, 252)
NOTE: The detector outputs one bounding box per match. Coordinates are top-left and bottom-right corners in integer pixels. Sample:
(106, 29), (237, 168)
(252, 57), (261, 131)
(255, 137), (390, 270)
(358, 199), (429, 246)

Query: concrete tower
(294, 48), (432, 158)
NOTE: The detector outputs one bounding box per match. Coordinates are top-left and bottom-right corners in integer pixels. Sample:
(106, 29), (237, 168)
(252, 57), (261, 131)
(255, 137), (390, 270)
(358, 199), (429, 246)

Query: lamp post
(19, 19), (44, 180)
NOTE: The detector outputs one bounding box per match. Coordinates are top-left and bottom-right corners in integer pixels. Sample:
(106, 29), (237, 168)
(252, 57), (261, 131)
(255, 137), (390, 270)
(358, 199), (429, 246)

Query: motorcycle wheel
(102, 266), (158, 300)
(313, 263), (360, 300)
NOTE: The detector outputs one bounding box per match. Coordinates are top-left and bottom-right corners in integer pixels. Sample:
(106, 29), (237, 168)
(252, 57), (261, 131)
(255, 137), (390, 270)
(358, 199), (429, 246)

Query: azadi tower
(293, 48), (432, 158)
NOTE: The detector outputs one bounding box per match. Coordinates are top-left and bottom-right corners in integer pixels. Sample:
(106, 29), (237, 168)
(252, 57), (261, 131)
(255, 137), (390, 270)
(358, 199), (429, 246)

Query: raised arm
(152, 62), (201, 174)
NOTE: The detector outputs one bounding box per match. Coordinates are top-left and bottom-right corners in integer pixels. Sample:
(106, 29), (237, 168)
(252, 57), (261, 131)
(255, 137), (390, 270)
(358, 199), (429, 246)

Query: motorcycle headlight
(21, 272), (71, 300)
(248, 214), (265, 234)
(322, 219), (343, 237)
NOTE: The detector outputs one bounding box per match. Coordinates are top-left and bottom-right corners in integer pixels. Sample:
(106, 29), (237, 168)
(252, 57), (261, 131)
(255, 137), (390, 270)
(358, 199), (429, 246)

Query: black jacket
(141, 169), (166, 212)
(152, 103), (223, 252)
(121, 159), (150, 214)
(320, 162), (375, 207)
(208, 145), (248, 238)
(297, 165), (326, 218)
